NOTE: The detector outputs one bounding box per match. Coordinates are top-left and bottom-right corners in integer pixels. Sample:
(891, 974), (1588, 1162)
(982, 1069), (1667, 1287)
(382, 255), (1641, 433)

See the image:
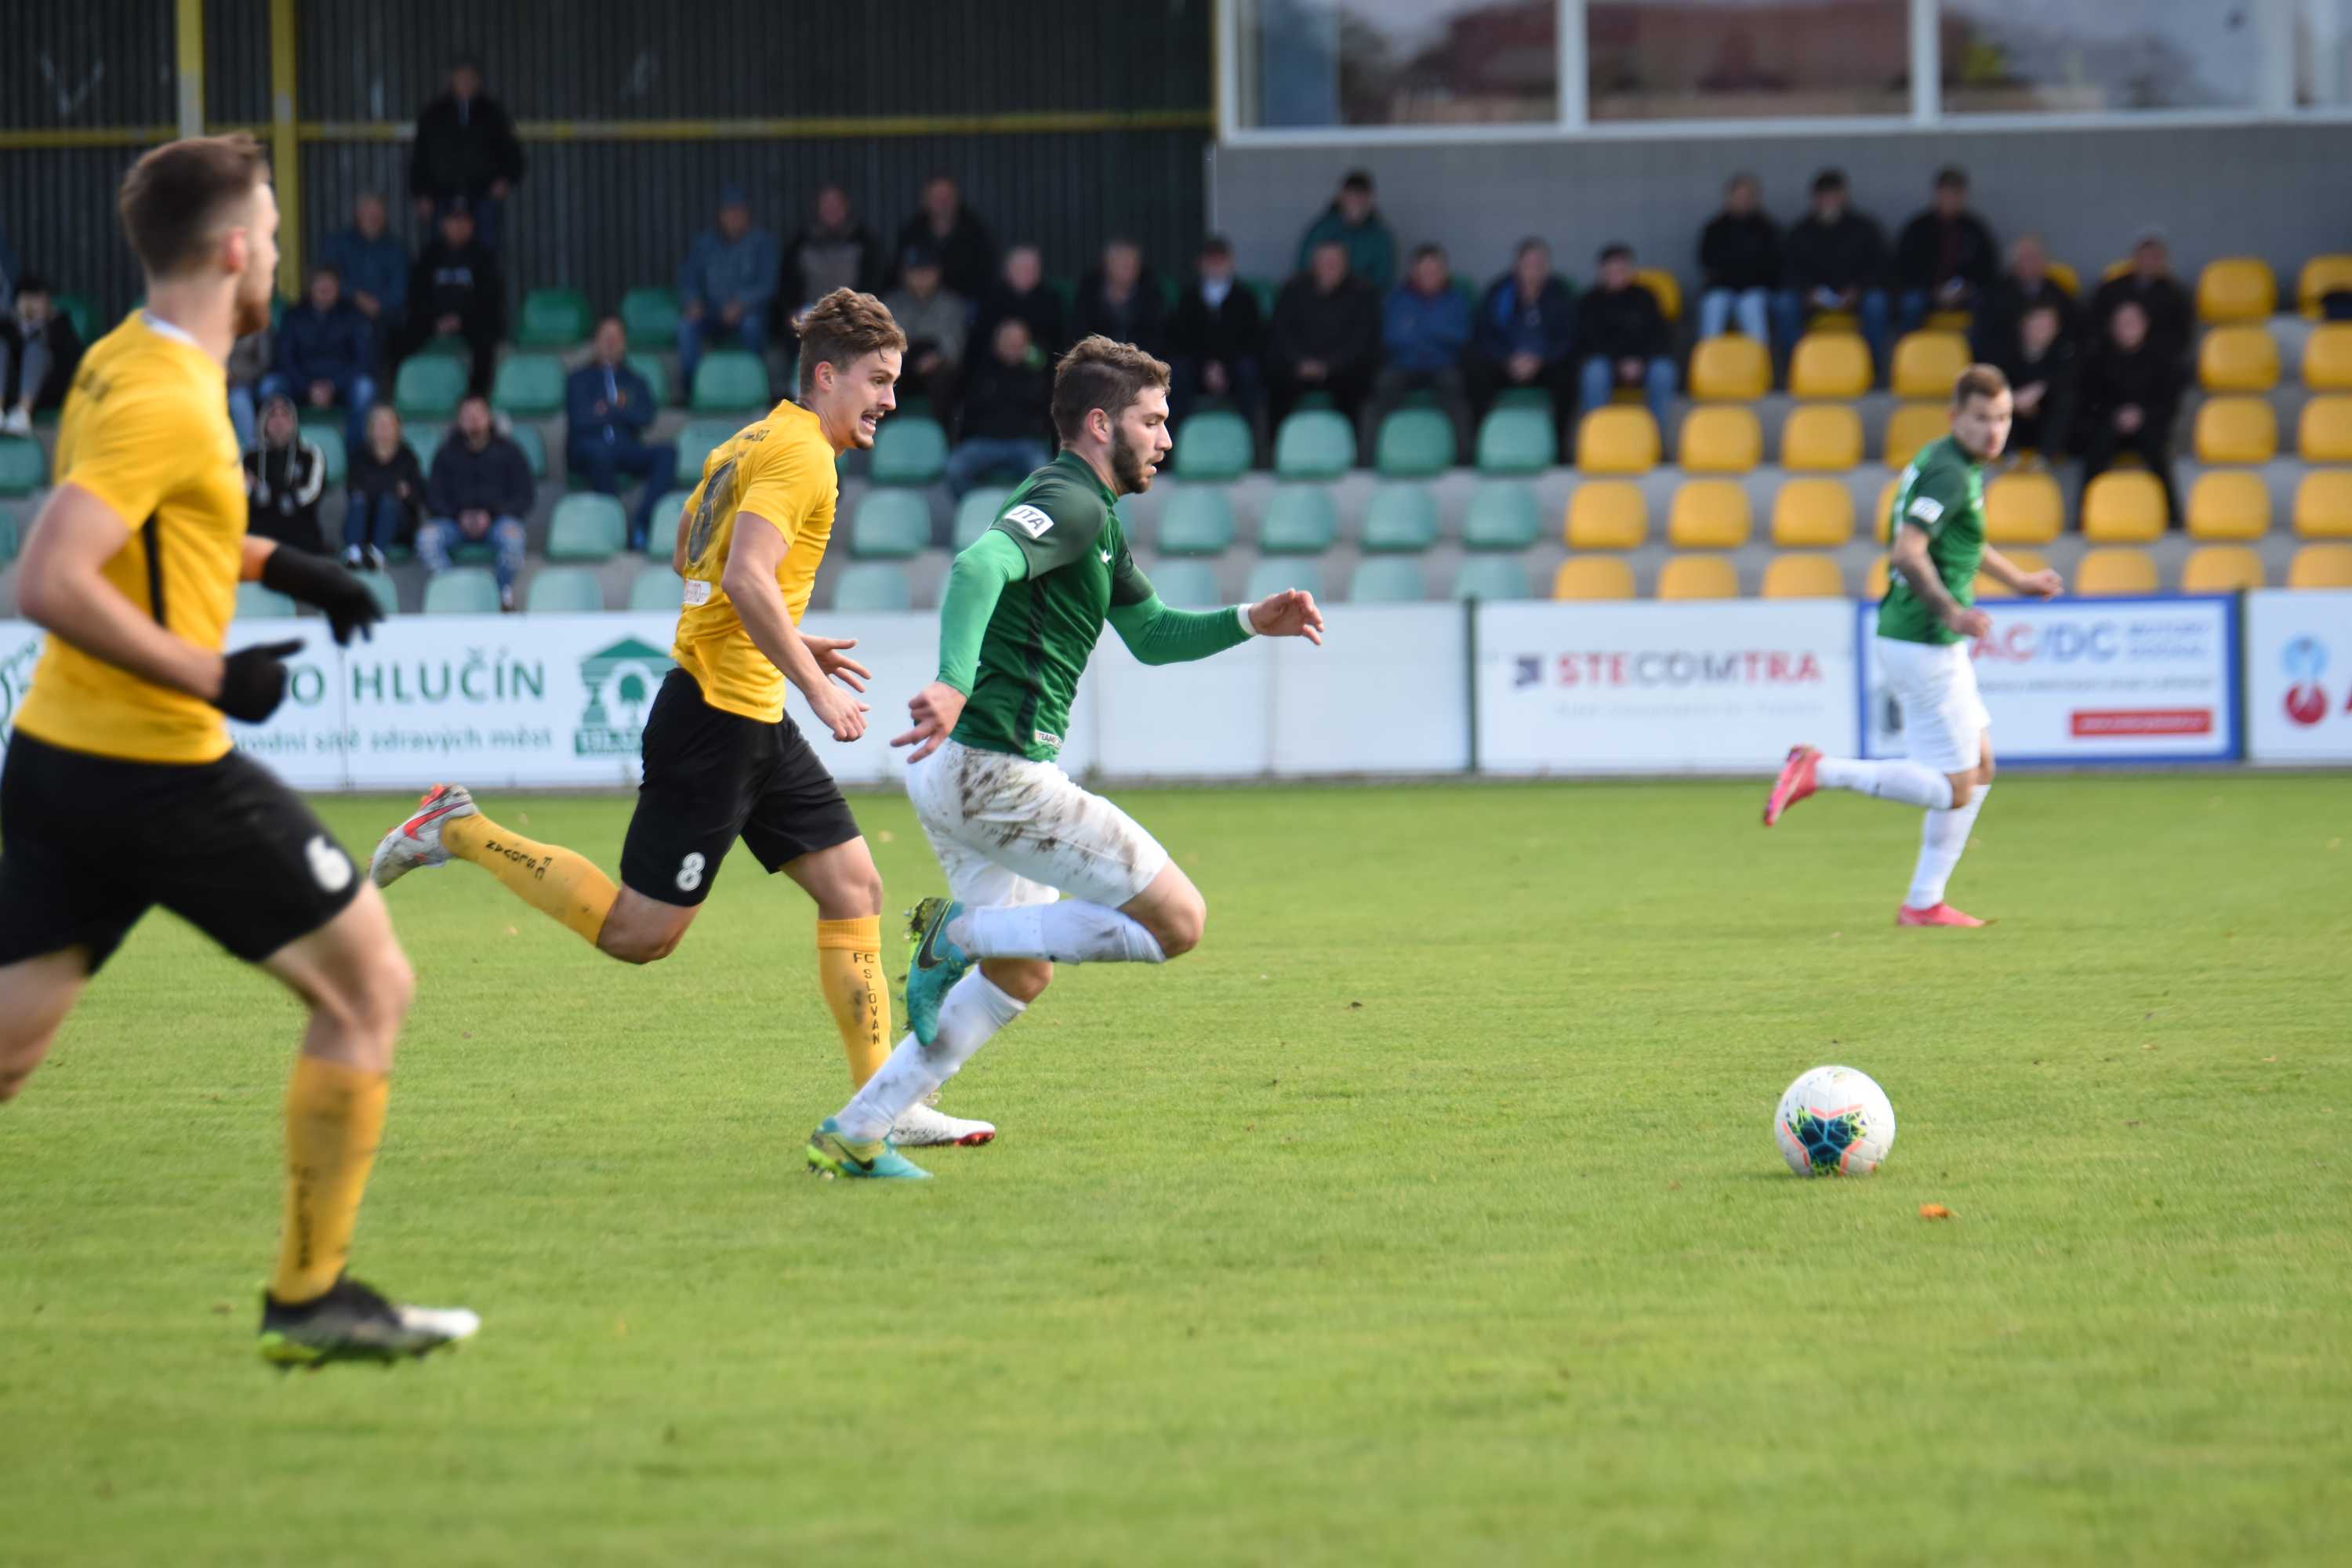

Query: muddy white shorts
(1875, 635), (1990, 774)
(904, 739), (1171, 911)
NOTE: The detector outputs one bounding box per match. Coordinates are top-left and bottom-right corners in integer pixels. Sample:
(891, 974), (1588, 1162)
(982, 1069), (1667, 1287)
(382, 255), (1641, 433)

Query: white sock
(953, 902), (1166, 964)
(1907, 785), (1989, 909)
(1816, 757), (1955, 810)
(836, 973), (1026, 1142)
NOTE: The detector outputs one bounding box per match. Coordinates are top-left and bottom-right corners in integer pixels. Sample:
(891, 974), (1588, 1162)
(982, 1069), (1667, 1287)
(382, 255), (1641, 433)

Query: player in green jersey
(1762, 364), (2063, 926)
(806, 336), (1326, 1179)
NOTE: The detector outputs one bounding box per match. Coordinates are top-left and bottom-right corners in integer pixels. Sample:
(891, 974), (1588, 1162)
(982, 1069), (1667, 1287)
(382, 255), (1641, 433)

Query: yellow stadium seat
(2046, 260), (2081, 297)
(1789, 334), (1872, 400)
(1566, 481), (1649, 549)
(2100, 258), (2134, 284)
(1972, 548), (2050, 601)
(2076, 548), (2159, 596)
(2299, 395), (2352, 461)
(1656, 554), (1739, 601)
(1984, 471), (2063, 544)
(1577, 406), (1661, 474)
(1770, 478), (1857, 547)
(2180, 546), (2266, 592)
(2083, 471), (2169, 540)
(1689, 336), (1770, 401)
(2303, 323), (2352, 390)
(1762, 554), (1846, 598)
(1667, 480), (1752, 549)
(1553, 556), (1635, 601)
(2298, 255), (2352, 319)
(2197, 257), (2278, 323)
(2193, 397), (2279, 465)
(1781, 405), (1864, 472)
(1882, 403), (1947, 468)
(1679, 405), (1762, 474)
(2198, 325), (2280, 392)
(1809, 309), (1859, 333)
(2186, 470), (2271, 541)
(1864, 556), (1890, 597)
(2289, 543), (2352, 588)
(1890, 331), (1969, 400)
(2293, 470), (2352, 538)
(1635, 268), (1682, 322)
(1925, 310), (1973, 335)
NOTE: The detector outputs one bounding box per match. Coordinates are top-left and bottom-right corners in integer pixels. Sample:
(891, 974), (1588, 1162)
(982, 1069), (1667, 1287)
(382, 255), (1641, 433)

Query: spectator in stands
(0, 226), (16, 314)
(973, 243), (1067, 363)
(408, 56), (524, 251)
(884, 244), (968, 428)
(945, 317), (1053, 498)
(779, 183), (883, 319)
(568, 316), (676, 552)
(1166, 234), (1265, 427)
(1894, 166), (1997, 334)
(1367, 242), (1473, 460)
(421, 394), (532, 612)
(263, 264), (376, 448)
(1073, 238), (1166, 356)
(321, 191), (408, 364)
(1577, 243), (1675, 434)
(405, 201), (503, 395)
(347, 403), (424, 570)
(1269, 238), (1381, 434)
(1470, 238), (1578, 447)
(243, 394), (329, 556)
(0, 275), (84, 435)
(1697, 172), (1780, 346)
(2090, 229), (2193, 373)
(1296, 169), (1397, 294)
(2076, 300), (2182, 527)
(1773, 169), (1891, 372)
(1970, 233), (2075, 364)
(894, 174), (997, 303)
(227, 324), (270, 451)
(1992, 301), (2075, 466)
(677, 185), (778, 390)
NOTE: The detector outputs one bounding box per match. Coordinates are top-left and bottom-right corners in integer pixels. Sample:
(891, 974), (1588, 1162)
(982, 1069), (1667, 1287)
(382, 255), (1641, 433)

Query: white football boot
(369, 783), (478, 888)
(890, 1101), (996, 1147)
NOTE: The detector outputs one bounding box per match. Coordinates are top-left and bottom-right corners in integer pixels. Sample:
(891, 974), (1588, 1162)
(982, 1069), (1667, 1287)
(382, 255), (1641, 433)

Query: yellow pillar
(270, 0), (301, 298)
(173, 0), (205, 138)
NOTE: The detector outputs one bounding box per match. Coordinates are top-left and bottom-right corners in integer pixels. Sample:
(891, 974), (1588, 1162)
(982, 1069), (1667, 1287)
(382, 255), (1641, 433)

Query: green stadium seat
(675, 420), (736, 485)
(1451, 556), (1534, 601)
(691, 350), (770, 412)
(869, 416), (948, 485)
(1273, 409), (1355, 478)
(1259, 487), (1338, 554)
(547, 493), (627, 561)
(0, 436), (48, 496)
(423, 568), (502, 615)
(508, 423), (547, 479)
(629, 564), (684, 612)
(524, 566), (606, 613)
(517, 287), (592, 348)
(620, 286), (681, 343)
(53, 292), (101, 344)
(0, 506), (19, 567)
(647, 488), (693, 554)
(1155, 488), (1236, 556)
(833, 561), (912, 612)
(361, 573), (399, 617)
(1360, 485), (1439, 554)
(1494, 386), (1553, 411)
(1461, 481), (1540, 550)
(1242, 276), (1278, 317)
(1374, 407), (1455, 477)
(626, 351), (673, 408)
(1347, 557), (1425, 604)
(953, 486), (1014, 550)
(1174, 410), (1254, 481)
(298, 422), (347, 485)
(1145, 557), (1220, 608)
(410, 332), (470, 361)
(1244, 557), (1323, 603)
(1476, 406), (1556, 474)
(235, 583), (299, 619)
(492, 352), (566, 418)
(408, 422), (445, 474)
(851, 490), (933, 558)
(394, 355), (466, 418)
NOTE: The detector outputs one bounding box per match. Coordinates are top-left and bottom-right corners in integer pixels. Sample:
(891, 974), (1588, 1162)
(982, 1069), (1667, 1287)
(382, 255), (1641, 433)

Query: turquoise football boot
(903, 896), (973, 1047)
(806, 1118), (932, 1181)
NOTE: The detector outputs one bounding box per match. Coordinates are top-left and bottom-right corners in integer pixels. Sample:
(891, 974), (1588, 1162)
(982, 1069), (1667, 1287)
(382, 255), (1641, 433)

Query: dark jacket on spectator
(321, 228), (409, 318)
(1167, 278), (1266, 369)
(1991, 335), (2077, 454)
(893, 206), (998, 302)
(779, 221), (884, 314)
(2090, 273), (2194, 367)
(1576, 283), (1669, 363)
(1700, 212), (1781, 292)
(1474, 274), (1577, 367)
(974, 282), (1069, 361)
(1270, 274), (1381, 378)
(2076, 338), (2181, 445)
(1073, 268), (1167, 357)
(3, 313), (82, 409)
(349, 440), (426, 545)
(408, 93), (525, 204)
(275, 299), (375, 387)
(1784, 210), (1889, 297)
(1894, 209), (1998, 295)
(1296, 205), (1399, 293)
(244, 436), (328, 554)
(959, 347), (1052, 443)
(427, 432), (533, 521)
(408, 237), (504, 338)
(566, 360), (659, 446)
(1381, 281), (1470, 375)
(1970, 275), (2078, 362)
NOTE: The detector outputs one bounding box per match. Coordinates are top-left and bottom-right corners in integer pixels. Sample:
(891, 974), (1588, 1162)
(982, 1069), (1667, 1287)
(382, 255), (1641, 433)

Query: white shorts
(1876, 635), (1990, 774)
(904, 739), (1171, 912)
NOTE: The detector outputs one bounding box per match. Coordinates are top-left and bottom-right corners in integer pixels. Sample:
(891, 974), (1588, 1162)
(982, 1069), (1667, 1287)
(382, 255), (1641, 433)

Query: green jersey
(1876, 434), (1986, 646)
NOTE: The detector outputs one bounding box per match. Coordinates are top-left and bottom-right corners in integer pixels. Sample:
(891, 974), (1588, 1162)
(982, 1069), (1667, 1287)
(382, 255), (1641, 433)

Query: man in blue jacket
(420, 394), (533, 612)
(1367, 243), (1472, 461)
(677, 185), (778, 390)
(1472, 238), (1578, 448)
(568, 316), (677, 552)
(264, 265), (376, 447)
(321, 191), (408, 365)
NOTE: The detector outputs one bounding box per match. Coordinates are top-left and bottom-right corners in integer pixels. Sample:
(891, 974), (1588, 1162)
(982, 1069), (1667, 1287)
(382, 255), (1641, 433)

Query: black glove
(261, 545), (382, 646)
(212, 639), (304, 723)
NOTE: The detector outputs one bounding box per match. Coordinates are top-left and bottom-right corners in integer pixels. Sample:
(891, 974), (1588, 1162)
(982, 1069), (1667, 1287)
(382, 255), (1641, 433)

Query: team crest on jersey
(1004, 504), (1053, 539)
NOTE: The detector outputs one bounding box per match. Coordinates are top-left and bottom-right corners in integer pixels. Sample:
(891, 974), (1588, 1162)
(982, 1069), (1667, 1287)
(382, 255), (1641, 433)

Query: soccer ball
(1774, 1065), (1896, 1177)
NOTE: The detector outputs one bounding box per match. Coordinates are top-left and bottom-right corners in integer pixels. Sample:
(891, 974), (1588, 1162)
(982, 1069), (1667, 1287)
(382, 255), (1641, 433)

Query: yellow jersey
(13, 313), (247, 764)
(671, 398), (837, 724)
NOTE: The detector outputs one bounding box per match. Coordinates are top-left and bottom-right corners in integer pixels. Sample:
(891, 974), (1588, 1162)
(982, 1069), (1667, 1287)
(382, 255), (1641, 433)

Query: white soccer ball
(1774, 1065), (1896, 1177)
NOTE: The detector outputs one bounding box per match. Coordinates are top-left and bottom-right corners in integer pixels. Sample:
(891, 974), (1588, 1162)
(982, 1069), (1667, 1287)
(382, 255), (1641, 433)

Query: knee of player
(604, 928), (678, 965)
(1155, 895), (1207, 960)
(1946, 775), (1976, 809)
(1977, 754), (1998, 786)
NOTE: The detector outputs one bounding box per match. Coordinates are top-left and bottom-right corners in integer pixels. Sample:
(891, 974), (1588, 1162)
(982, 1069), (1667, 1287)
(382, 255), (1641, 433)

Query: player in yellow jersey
(0, 134), (477, 1365)
(366, 289), (995, 1149)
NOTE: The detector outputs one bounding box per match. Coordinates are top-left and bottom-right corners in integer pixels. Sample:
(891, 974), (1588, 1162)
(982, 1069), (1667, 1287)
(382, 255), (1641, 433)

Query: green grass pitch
(4, 774), (2348, 1566)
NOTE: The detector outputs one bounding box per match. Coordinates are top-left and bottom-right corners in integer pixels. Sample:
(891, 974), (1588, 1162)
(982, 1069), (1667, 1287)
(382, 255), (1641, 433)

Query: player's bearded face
(1110, 390), (1172, 494)
(230, 185), (279, 339)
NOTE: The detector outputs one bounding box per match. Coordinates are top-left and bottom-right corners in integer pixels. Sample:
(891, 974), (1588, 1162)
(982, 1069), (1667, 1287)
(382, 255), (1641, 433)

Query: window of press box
(1235, 0), (1560, 129)
(1584, 0), (1910, 122)
(1939, 0), (2262, 114)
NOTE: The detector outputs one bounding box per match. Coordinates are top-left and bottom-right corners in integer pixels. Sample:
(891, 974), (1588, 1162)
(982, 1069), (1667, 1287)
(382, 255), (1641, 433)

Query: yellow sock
(443, 811), (619, 946)
(270, 1056), (390, 1304)
(816, 916), (891, 1087)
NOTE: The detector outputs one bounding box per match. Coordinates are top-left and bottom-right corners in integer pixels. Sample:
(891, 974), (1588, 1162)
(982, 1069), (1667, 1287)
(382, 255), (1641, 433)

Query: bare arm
(720, 514), (869, 741)
(241, 534), (278, 583)
(1889, 524), (1989, 638)
(1978, 543), (2063, 599)
(16, 484), (224, 702)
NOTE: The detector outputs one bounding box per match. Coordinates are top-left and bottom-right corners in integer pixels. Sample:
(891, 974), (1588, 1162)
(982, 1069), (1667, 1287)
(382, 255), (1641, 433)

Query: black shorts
(617, 670), (862, 906)
(0, 731), (364, 975)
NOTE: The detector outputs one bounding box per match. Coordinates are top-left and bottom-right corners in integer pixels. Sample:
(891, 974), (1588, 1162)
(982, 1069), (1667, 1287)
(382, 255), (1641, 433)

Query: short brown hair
(1954, 363), (2010, 406)
(796, 288), (907, 395)
(118, 132), (270, 280)
(1051, 336), (1171, 444)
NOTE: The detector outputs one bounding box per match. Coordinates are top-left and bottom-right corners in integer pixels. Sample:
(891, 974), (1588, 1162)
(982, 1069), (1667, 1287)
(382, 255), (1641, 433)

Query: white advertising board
(2245, 589), (2352, 764)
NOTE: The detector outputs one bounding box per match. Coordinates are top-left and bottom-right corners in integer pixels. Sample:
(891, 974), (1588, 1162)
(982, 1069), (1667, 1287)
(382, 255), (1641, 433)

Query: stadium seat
(1882, 403), (1947, 468)
(627, 350), (672, 408)
(524, 566), (606, 613)
(0, 506), (19, 567)
(491, 352), (565, 418)
(691, 350), (770, 412)
(547, 493), (626, 561)
(628, 564), (684, 612)
(1780, 405), (1864, 472)
(1174, 409), (1252, 481)
(1634, 268), (1682, 321)
(1984, 471), (2063, 544)
(1678, 405), (1762, 474)
(2075, 548), (2159, 596)
(2199, 325), (2281, 392)
(1874, 478), (1901, 541)
(1374, 407), (1455, 477)
(953, 486), (1012, 550)
(1260, 487), (1338, 554)
(1273, 409), (1355, 478)
(423, 568), (501, 615)
(832, 561), (913, 612)
(407, 422), (445, 473)
(1463, 481), (1541, 550)
(2289, 542), (2352, 587)
(2082, 471), (2169, 540)
(1864, 556), (1890, 598)
(1244, 557), (1323, 604)
(1655, 554), (1738, 601)
(1890, 331), (1968, 400)
(2294, 470), (2352, 538)
(1147, 558), (1221, 608)
(1972, 549), (2049, 600)
(1347, 557), (1425, 604)
(851, 490), (932, 558)
(1667, 480), (1751, 550)
(2195, 257), (2277, 323)
(1451, 556), (1532, 601)
(2300, 395), (2352, 461)
(1576, 407), (1659, 474)
(2298, 255), (2352, 319)
(1770, 478), (1856, 547)
(2303, 324), (2352, 390)
(410, 332), (470, 361)
(1552, 556), (1634, 601)
(508, 423), (547, 480)
(1475, 405), (1556, 474)
(2186, 470), (2271, 541)
(2045, 260), (2082, 297)
(647, 488), (693, 554)
(1156, 488), (1237, 556)
(2180, 545), (2266, 592)
(299, 422), (347, 485)
(1360, 485), (1439, 554)
(235, 583), (299, 619)
(2194, 396), (2279, 464)
(620, 285), (681, 343)
(0, 436), (44, 497)
(869, 416), (948, 485)
(1689, 336), (1769, 401)
(1566, 481), (1647, 549)
(53, 291), (100, 343)
(361, 573), (399, 617)
(517, 287), (593, 347)
(1789, 334), (1871, 400)
(393, 354), (466, 417)
(1762, 554), (1846, 599)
